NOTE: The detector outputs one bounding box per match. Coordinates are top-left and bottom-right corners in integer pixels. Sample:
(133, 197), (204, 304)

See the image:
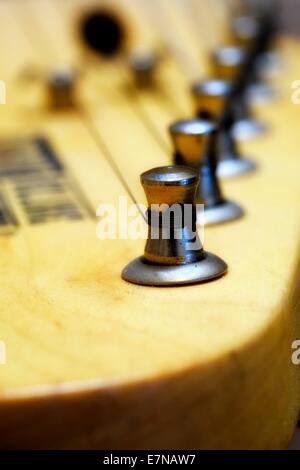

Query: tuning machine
(169, 118), (244, 225)
(122, 166), (227, 286)
(46, 65), (81, 109)
(230, 14), (278, 103)
(211, 45), (266, 140)
(127, 45), (160, 88)
(231, 0), (280, 58)
(192, 79), (256, 179)
(19, 64), (82, 110)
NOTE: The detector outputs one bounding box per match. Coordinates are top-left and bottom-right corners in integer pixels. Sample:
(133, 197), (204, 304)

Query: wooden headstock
(0, 0), (299, 450)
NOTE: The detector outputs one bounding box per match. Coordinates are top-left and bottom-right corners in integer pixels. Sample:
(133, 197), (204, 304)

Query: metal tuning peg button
(122, 166), (227, 286)
(211, 46), (265, 140)
(128, 46), (159, 88)
(169, 119), (244, 226)
(47, 65), (78, 109)
(192, 79), (255, 179)
(211, 44), (247, 83)
(232, 2), (280, 58)
(230, 15), (261, 51)
(230, 15), (277, 104)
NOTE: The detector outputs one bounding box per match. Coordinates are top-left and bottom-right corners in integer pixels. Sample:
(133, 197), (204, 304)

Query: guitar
(0, 0), (299, 450)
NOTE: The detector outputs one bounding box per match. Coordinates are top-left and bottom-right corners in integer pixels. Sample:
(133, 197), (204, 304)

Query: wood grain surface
(0, 0), (299, 449)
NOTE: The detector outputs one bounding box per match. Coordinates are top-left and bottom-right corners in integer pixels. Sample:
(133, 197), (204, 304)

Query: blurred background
(281, 0), (300, 35)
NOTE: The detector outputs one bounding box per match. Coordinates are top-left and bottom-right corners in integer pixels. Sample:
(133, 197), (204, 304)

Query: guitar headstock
(0, 0), (299, 450)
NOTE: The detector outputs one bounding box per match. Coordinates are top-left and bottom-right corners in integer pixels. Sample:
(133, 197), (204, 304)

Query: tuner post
(192, 79), (256, 179)
(122, 166), (227, 286)
(229, 15), (277, 104)
(47, 66), (78, 109)
(128, 46), (159, 88)
(211, 45), (265, 141)
(230, 15), (262, 51)
(169, 119), (244, 226)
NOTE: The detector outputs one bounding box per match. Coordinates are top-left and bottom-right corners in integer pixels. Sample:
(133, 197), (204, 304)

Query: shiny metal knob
(230, 14), (277, 105)
(142, 166), (202, 266)
(128, 46), (158, 87)
(211, 45), (247, 82)
(192, 79), (232, 122)
(122, 166), (227, 286)
(231, 15), (261, 49)
(211, 46), (266, 140)
(231, 6), (279, 57)
(47, 66), (77, 109)
(192, 79), (256, 179)
(169, 119), (244, 226)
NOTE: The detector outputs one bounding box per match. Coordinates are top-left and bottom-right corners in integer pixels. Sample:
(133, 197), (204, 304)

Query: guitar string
(136, 0), (232, 79)
(49, 0), (190, 159)
(206, 0), (233, 43)
(93, 0), (216, 157)
(76, 0), (189, 153)
(184, 0), (220, 50)
(108, 0), (234, 158)
(56, 0), (232, 159)
(21, 0), (182, 165)
(51, 0), (184, 156)
(108, 0), (190, 116)
(136, 0), (205, 81)
(13, 0), (185, 215)
(106, 58), (174, 153)
(13, 0), (232, 205)
(12, 0), (140, 207)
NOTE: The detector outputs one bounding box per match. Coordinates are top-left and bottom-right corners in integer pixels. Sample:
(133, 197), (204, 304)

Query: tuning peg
(46, 65), (80, 109)
(19, 64), (81, 109)
(128, 45), (159, 88)
(232, 1), (280, 55)
(192, 79), (256, 179)
(211, 45), (265, 140)
(229, 15), (277, 103)
(169, 118), (244, 225)
(212, 44), (247, 83)
(122, 166), (227, 286)
(230, 15), (262, 50)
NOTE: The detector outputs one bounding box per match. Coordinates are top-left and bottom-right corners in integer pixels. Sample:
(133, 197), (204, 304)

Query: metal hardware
(122, 166), (227, 286)
(192, 79), (256, 178)
(128, 46), (159, 87)
(169, 118), (244, 225)
(211, 45), (265, 140)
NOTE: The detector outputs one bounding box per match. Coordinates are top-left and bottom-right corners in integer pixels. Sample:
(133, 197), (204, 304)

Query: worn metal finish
(211, 45), (266, 139)
(192, 80), (255, 178)
(231, 15), (261, 49)
(211, 45), (247, 82)
(192, 80), (232, 121)
(230, 13), (279, 104)
(122, 252), (227, 287)
(203, 200), (244, 226)
(128, 46), (158, 87)
(142, 166), (202, 266)
(232, 118), (266, 141)
(169, 118), (244, 225)
(47, 66), (77, 109)
(246, 82), (277, 105)
(122, 166), (227, 286)
(217, 156), (256, 179)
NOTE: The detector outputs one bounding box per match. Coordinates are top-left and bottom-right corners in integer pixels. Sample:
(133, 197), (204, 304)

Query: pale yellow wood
(0, 0), (299, 451)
